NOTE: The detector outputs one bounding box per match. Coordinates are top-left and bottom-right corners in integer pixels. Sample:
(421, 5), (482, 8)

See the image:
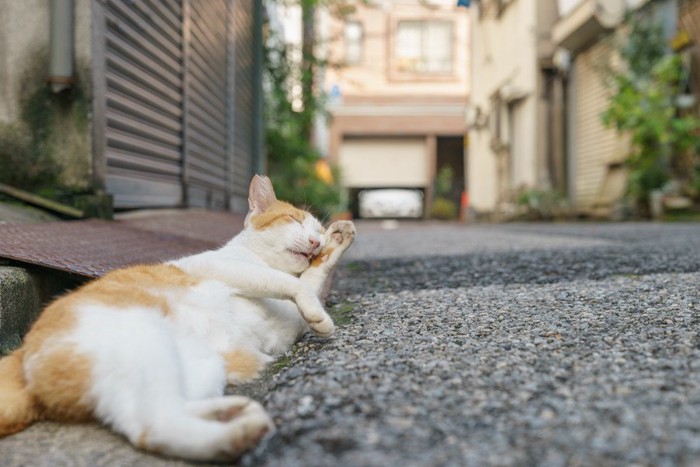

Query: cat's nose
(308, 237), (320, 250)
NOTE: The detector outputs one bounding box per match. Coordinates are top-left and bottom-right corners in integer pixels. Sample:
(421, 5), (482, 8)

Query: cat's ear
(248, 174), (277, 214)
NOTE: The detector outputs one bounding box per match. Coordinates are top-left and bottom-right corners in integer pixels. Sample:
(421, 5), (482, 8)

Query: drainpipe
(48, 0), (74, 93)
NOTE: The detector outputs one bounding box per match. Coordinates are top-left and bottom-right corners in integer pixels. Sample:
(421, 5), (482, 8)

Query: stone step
(0, 266), (40, 355)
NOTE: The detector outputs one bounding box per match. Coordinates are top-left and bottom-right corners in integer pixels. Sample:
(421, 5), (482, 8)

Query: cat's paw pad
(224, 401), (276, 458)
(308, 315), (334, 338)
(327, 221), (356, 248)
(188, 395), (257, 422)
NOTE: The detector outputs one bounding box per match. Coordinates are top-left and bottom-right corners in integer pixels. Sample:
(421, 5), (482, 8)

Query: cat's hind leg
(137, 396), (274, 461)
(71, 305), (272, 461)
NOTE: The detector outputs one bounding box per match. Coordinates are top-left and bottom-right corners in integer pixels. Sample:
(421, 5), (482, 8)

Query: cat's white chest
(168, 280), (306, 356)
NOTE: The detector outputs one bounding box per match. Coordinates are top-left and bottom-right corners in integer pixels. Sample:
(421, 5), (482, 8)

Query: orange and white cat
(0, 175), (356, 461)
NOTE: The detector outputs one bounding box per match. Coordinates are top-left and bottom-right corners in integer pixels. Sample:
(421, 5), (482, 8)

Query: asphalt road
(1, 221), (699, 466)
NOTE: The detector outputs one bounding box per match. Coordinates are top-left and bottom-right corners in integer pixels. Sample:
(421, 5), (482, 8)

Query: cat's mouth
(287, 249), (314, 262)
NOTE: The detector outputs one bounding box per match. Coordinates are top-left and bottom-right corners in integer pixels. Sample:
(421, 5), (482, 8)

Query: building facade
(468, 0), (683, 218)
(553, 0), (679, 216)
(0, 0), (263, 214)
(467, 0), (561, 218)
(321, 0), (470, 217)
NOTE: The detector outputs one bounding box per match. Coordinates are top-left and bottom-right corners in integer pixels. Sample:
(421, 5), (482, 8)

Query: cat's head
(243, 175), (325, 274)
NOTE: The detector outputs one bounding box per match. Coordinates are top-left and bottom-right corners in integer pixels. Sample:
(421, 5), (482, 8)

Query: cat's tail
(0, 351), (38, 437)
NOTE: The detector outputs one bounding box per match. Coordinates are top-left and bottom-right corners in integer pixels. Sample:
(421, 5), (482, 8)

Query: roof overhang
(552, 0), (625, 52)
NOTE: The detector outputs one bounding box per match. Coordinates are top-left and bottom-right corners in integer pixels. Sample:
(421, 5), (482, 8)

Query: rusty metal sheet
(0, 211), (245, 278)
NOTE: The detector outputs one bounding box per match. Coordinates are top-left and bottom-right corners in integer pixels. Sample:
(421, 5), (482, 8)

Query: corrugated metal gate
(97, 0), (260, 211)
(230, 1), (256, 211)
(103, 0), (185, 208)
(571, 39), (621, 211)
(185, 0), (229, 209)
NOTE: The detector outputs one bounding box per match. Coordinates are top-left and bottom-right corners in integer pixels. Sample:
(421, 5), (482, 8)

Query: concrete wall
(0, 0), (49, 123)
(0, 267), (40, 354)
(0, 0), (94, 191)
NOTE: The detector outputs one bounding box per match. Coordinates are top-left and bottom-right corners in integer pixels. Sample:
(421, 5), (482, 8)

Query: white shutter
(572, 40), (622, 211)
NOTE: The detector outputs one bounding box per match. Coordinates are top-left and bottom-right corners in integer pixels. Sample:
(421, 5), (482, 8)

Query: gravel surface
(243, 221), (700, 467)
(1, 221), (699, 466)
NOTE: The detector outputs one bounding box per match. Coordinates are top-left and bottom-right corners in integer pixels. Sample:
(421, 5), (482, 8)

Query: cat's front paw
(295, 290), (334, 338)
(308, 315), (334, 338)
(327, 220), (356, 250)
(311, 221), (356, 268)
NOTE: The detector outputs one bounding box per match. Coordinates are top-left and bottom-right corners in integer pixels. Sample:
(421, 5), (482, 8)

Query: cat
(0, 175), (356, 462)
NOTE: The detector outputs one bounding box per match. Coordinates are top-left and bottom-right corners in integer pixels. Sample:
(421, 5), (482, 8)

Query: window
(345, 21), (363, 65)
(394, 20), (454, 75)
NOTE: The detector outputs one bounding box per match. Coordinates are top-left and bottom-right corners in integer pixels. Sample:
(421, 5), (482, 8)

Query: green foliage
(328, 301), (354, 326)
(266, 128), (342, 221)
(434, 166), (454, 198)
(431, 197), (458, 220)
(601, 16), (700, 213)
(430, 166), (458, 219)
(516, 188), (568, 220)
(263, 8), (342, 221)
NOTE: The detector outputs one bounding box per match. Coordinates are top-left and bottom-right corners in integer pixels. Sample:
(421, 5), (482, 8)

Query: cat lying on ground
(0, 175), (356, 461)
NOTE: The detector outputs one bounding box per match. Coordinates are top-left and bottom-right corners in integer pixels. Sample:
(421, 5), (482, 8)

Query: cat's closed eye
(287, 214), (302, 224)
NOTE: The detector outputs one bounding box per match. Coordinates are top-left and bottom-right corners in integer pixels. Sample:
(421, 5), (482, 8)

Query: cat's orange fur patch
(29, 346), (94, 422)
(137, 430), (164, 456)
(137, 429), (149, 449)
(76, 264), (199, 316)
(223, 348), (267, 383)
(251, 201), (307, 231)
(11, 263), (199, 426)
(310, 247), (334, 267)
(0, 351), (38, 436)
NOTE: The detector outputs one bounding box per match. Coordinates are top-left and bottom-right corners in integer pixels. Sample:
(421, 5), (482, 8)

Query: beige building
(553, 0), (630, 217)
(321, 0), (470, 217)
(466, 0), (562, 218)
(553, 0), (675, 216)
(468, 0), (677, 218)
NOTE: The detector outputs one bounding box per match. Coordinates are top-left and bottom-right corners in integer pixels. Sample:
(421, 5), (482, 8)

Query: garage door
(339, 137), (428, 188)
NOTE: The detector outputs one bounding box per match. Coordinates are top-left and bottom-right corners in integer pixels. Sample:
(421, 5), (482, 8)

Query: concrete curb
(0, 266), (41, 355)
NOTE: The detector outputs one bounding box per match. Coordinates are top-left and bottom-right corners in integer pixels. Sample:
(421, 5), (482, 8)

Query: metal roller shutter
(572, 40), (619, 210)
(339, 137), (429, 188)
(231, 0), (255, 205)
(99, 0), (259, 211)
(185, 0), (229, 209)
(104, 0), (185, 208)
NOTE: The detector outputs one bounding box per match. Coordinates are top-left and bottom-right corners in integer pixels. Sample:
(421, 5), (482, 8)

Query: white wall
(468, 0), (539, 213)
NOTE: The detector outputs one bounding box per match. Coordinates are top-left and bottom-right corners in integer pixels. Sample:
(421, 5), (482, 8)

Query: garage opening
(435, 136), (466, 217)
